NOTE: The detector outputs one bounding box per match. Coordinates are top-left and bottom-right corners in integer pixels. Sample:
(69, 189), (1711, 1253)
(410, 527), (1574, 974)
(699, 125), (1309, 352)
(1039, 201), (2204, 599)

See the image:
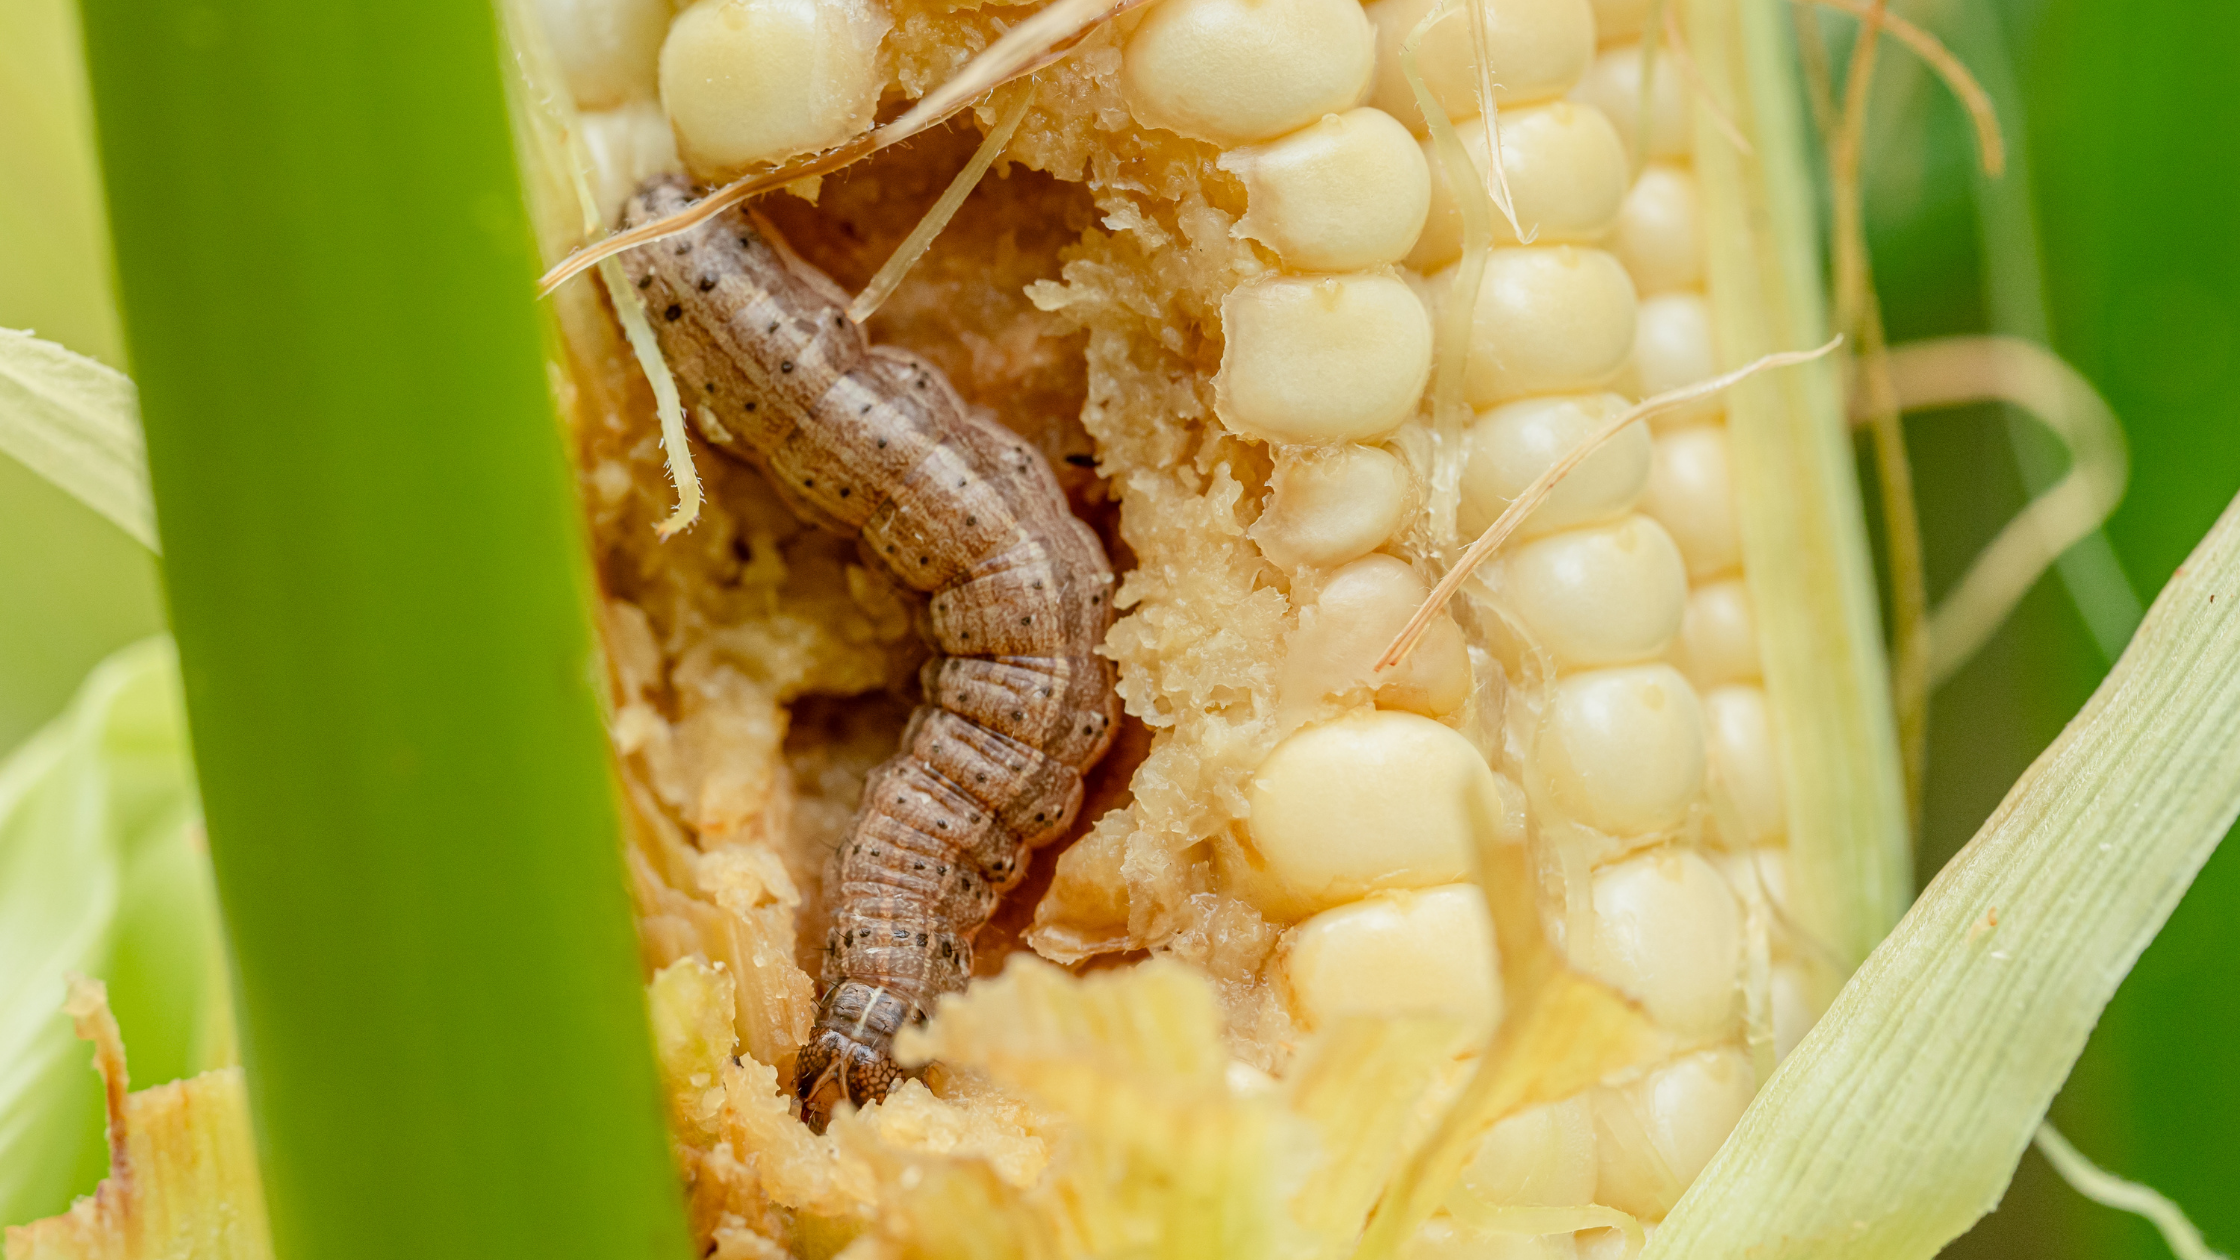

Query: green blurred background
(1, 0), (2233, 1253)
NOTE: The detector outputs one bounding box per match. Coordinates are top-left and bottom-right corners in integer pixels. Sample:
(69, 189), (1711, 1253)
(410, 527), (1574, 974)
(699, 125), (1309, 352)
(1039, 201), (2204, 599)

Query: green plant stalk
(70, 1), (689, 1257)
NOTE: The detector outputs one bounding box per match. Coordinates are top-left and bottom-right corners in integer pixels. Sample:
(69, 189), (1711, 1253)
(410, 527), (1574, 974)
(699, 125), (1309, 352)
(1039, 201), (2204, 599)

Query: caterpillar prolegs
(619, 175), (1120, 1133)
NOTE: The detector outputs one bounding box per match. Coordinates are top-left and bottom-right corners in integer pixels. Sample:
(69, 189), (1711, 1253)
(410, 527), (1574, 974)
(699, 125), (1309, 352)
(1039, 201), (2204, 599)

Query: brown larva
(619, 174), (1120, 1133)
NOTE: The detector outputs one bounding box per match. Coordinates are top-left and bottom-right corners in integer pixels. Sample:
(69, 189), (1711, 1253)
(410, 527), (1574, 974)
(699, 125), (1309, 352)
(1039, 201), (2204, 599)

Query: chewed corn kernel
(1491, 515), (1687, 670)
(1461, 1096), (1599, 1207)
(1284, 554), (1472, 717)
(1439, 247), (1637, 408)
(1247, 710), (1505, 912)
(1365, 0), (1596, 132)
(1593, 1047), (1754, 1220)
(1633, 292), (1720, 427)
(538, 0), (670, 109)
(1460, 393), (1650, 539)
(1704, 684), (1785, 846)
(1408, 101), (1629, 270)
(1280, 884), (1502, 1034)
(1610, 163), (1704, 295)
(1535, 664), (1705, 836)
(1568, 43), (1691, 162)
(1222, 109), (1431, 272)
(580, 101), (682, 228)
(1252, 444), (1415, 569)
(1671, 577), (1761, 688)
(1641, 424), (1742, 579)
(1216, 273), (1434, 445)
(1575, 847), (1741, 1038)
(659, 0), (890, 176)
(1120, 0), (1374, 147)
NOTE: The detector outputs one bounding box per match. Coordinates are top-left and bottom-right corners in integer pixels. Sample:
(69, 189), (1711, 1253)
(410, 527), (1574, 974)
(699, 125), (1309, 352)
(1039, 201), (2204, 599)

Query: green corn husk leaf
(1691, 0), (1911, 973)
(1646, 485), (2240, 1257)
(0, 640), (229, 1230)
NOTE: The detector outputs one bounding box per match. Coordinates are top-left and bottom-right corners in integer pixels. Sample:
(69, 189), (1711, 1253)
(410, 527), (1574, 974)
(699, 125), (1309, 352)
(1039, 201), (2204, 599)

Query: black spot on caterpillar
(620, 175), (1120, 1134)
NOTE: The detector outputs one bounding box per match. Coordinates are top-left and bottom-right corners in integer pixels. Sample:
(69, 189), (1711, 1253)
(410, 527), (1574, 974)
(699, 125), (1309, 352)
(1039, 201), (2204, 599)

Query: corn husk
(2, 981), (267, 1260)
(1688, 0), (1911, 972)
(1649, 487), (2240, 1257)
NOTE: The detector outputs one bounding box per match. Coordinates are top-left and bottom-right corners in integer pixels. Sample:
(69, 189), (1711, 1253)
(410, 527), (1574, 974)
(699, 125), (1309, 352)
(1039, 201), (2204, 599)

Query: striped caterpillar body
(619, 175), (1120, 1133)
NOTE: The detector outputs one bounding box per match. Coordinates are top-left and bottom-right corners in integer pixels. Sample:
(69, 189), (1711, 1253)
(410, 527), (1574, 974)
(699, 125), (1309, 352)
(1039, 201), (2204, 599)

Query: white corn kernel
(1610, 163), (1703, 294)
(1593, 1047), (1754, 1220)
(1441, 247), (1637, 408)
(1633, 292), (1720, 426)
(1671, 578), (1761, 688)
(1408, 102), (1629, 271)
(1222, 109), (1431, 272)
(580, 101), (684, 229)
(1574, 847), (1740, 1038)
(1461, 1096), (1599, 1206)
(1459, 393), (1649, 539)
(1490, 516), (1686, 670)
(1281, 884), (1502, 1036)
(1248, 710), (1507, 911)
(660, 0), (891, 176)
(1285, 555), (1472, 717)
(1747, 843), (1791, 916)
(1640, 424), (1742, 579)
(1120, 0), (1374, 147)
(1253, 444), (1415, 569)
(1771, 961), (1812, 1061)
(1586, 0), (1653, 42)
(1216, 273), (1434, 446)
(1535, 664), (1704, 836)
(1703, 685), (1785, 847)
(1568, 43), (1689, 162)
(1366, 0), (1596, 132)
(538, 0), (671, 109)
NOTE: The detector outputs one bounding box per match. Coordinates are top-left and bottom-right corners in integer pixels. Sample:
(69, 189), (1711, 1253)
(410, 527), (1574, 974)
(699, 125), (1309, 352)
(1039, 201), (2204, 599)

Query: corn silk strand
(1873, 336), (2128, 686)
(1377, 340), (1840, 670)
(499, 0), (703, 534)
(2033, 1124), (2228, 1260)
(847, 84), (1037, 325)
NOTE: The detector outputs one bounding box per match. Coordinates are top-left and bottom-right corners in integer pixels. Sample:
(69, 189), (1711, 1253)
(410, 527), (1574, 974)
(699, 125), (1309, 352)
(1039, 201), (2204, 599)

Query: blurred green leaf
(0, 638), (229, 1229)
(0, 0), (163, 758)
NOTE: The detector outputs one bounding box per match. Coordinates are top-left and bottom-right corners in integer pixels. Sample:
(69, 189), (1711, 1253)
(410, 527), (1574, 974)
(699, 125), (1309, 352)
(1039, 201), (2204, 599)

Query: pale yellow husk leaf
(1648, 486), (2240, 1258)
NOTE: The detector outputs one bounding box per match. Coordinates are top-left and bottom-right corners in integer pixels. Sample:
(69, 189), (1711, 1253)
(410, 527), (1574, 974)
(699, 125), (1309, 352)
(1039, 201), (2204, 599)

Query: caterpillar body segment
(619, 174), (1120, 1132)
